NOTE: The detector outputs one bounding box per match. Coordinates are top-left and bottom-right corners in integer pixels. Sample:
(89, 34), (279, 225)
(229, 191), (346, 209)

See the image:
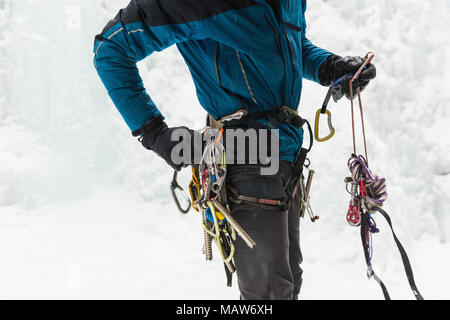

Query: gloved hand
(139, 116), (203, 171)
(319, 55), (377, 101)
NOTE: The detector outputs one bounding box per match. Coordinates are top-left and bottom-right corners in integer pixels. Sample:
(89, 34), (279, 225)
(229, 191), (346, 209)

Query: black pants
(227, 161), (303, 300)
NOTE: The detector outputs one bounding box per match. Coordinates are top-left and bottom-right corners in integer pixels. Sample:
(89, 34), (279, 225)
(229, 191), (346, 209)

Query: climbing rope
(349, 52), (374, 163)
(348, 155), (387, 211)
(342, 53), (424, 300)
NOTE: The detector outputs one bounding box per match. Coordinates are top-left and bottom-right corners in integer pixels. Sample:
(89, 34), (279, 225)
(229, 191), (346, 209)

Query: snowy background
(0, 0), (449, 300)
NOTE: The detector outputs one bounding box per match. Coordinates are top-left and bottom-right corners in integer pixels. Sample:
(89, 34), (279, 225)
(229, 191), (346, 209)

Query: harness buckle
(219, 109), (248, 124)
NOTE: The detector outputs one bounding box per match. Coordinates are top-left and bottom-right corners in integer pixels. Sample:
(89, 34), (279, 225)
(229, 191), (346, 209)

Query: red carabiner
(359, 180), (367, 198)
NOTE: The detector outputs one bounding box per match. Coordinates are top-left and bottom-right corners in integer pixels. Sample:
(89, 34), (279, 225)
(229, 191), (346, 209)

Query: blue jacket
(94, 0), (333, 162)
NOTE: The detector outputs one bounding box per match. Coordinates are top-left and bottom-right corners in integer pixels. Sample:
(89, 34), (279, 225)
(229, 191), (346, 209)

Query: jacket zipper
(272, 0), (288, 105)
(235, 50), (259, 106)
(284, 29), (296, 94)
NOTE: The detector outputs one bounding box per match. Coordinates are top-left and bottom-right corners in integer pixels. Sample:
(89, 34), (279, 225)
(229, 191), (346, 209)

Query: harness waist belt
(217, 106), (306, 129)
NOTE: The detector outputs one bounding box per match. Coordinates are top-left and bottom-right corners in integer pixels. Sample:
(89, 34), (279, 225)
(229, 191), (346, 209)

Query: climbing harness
(209, 105), (318, 223)
(215, 106), (318, 223)
(329, 52), (423, 300)
(170, 106), (320, 286)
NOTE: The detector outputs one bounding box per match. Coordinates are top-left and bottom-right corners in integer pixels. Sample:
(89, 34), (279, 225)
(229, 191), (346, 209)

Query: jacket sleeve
(93, 0), (207, 134)
(301, 0), (333, 84)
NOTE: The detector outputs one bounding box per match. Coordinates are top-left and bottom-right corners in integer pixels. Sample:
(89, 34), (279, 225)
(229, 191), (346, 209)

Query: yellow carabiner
(189, 167), (201, 212)
(314, 108), (336, 142)
(203, 202), (234, 263)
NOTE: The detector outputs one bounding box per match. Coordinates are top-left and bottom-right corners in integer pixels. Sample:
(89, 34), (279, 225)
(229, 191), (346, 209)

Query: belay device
(317, 52), (424, 300)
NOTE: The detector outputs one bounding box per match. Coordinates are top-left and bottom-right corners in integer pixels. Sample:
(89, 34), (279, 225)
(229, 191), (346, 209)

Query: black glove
(319, 55), (376, 100)
(139, 116), (203, 171)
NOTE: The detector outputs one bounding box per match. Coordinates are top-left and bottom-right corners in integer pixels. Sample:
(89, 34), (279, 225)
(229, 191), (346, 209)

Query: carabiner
(314, 108), (335, 142)
(170, 170), (191, 214)
(203, 202), (234, 264)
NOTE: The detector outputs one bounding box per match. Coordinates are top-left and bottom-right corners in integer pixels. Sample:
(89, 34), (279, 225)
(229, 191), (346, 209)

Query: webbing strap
(227, 187), (290, 211)
(361, 209), (424, 300)
(320, 73), (352, 114)
(360, 213), (391, 300)
(373, 207), (424, 300)
(229, 198), (289, 211)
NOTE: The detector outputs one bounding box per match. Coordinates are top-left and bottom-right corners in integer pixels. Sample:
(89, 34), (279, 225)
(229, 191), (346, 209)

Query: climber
(93, 0), (376, 300)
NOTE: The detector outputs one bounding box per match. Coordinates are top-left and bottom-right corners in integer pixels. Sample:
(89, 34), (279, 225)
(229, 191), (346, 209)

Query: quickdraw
(315, 53), (375, 143)
(314, 73), (349, 142)
(341, 53), (424, 300)
(172, 128), (256, 287)
(298, 159), (319, 223)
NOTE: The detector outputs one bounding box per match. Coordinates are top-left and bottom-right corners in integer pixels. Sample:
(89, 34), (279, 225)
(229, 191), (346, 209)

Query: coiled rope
(344, 53), (423, 300)
(348, 155), (387, 211)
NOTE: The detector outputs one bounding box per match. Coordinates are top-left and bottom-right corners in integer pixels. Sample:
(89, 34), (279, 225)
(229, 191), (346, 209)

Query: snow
(0, 0), (449, 300)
